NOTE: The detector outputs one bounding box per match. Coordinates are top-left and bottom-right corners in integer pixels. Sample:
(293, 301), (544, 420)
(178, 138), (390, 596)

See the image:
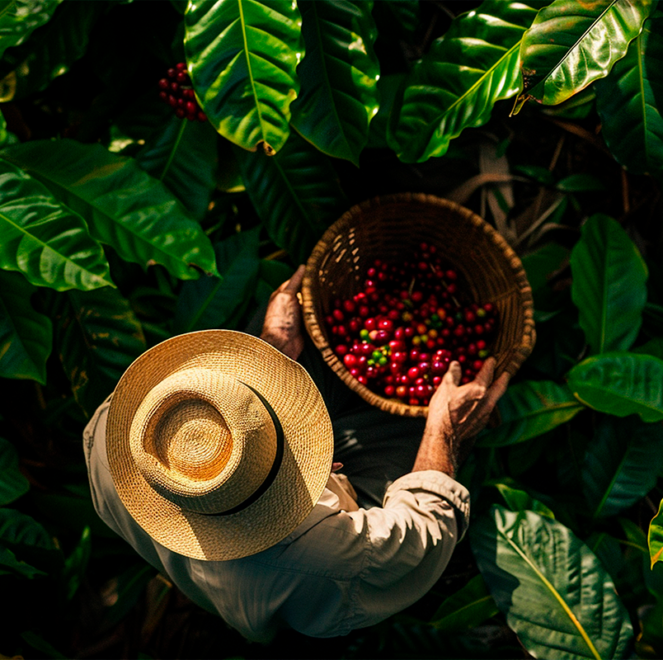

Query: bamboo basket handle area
(302, 193), (535, 417)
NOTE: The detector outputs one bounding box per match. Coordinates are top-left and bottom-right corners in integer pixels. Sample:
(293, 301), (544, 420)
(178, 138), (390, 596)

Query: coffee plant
(1, 0), (663, 657)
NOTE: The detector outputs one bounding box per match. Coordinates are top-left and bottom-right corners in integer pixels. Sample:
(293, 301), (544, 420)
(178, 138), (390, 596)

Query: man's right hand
(412, 358), (509, 477)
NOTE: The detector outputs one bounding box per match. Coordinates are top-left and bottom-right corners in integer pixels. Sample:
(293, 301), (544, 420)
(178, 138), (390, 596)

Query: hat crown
(130, 369), (277, 514)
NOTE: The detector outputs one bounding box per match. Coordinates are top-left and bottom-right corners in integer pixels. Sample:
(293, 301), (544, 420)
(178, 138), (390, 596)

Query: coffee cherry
(375, 330), (390, 343)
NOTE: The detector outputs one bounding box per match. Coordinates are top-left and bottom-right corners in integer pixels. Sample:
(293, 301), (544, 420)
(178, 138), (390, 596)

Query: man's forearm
(411, 425), (456, 478)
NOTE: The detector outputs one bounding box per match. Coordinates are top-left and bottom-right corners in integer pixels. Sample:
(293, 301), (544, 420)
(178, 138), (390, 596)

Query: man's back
(85, 396), (469, 642)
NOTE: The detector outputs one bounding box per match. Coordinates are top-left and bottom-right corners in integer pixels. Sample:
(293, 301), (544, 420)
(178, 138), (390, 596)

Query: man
(84, 265), (509, 643)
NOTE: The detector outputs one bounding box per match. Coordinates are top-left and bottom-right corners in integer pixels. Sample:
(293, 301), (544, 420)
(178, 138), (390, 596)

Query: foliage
(0, 0), (662, 658)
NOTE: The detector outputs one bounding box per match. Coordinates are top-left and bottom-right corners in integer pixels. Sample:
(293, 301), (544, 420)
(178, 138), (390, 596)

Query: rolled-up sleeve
(338, 470), (469, 632)
(273, 469), (470, 638)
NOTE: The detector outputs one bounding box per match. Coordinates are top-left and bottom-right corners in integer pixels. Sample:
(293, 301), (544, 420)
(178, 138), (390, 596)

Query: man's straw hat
(106, 330), (334, 561)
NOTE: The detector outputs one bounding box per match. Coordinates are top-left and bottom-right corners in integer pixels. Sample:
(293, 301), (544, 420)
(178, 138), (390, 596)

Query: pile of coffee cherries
(324, 243), (498, 407)
(158, 63), (207, 122)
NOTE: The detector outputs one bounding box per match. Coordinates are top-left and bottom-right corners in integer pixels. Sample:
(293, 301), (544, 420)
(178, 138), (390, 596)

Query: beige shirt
(84, 398), (470, 643)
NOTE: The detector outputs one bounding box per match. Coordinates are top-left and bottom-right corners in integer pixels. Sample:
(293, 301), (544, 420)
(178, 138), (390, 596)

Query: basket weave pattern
(302, 193), (535, 417)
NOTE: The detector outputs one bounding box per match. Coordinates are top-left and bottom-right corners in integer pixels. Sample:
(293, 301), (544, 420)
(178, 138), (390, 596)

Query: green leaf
(19, 631), (67, 660)
(518, 0), (655, 106)
(556, 174), (605, 192)
(649, 499), (663, 568)
(0, 269), (52, 384)
(184, 0), (304, 155)
(0, 436), (28, 505)
(0, 0), (63, 61)
(0, 158), (112, 291)
(290, 0), (379, 166)
(0, 508), (54, 552)
(174, 228), (261, 333)
(514, 163), (556, 186)
(259, 259), (294, 290)
(0, 545), (44, 578)
(62, 526), (90, 600)
(99, 562), (156, 631)
(583, 416), (663, 519)
(254, 259), (294, 307)
(51, 287), (146, 416)
(32, 488), (116, 538)
(135, 117), (219, 221)
(522, 242), (569, 292)
(113, 90), (173, 143)
(366, 73), (406, 150)
(234, 132), (347, 264)
(587, 532), (623, 583)
(0, 507), (61, 573)
(542, 86), (596, 119)
(567, 352), (663, 422)
(595, 9), (663, 175)
(570, 215), (647, 354)
(0, 140), (217, 280)
(477, 380), (584, 447)
(388, 0), (548, 163)
(492, 480), (556, 518)
(0, 106), (16, 148)
(430, 574), (499, 631)
(0, 1), (109, 102)
(472, 505), (633, 660)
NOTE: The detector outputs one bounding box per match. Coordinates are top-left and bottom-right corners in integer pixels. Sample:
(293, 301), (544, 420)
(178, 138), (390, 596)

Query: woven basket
(302, 193), (535, 417)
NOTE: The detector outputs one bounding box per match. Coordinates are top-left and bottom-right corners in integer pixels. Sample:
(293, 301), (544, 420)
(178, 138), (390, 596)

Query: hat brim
(106, 330), (334, 561)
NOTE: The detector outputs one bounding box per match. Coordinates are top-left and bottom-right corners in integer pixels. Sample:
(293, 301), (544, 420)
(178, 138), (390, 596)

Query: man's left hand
(260, 265), (306, 360)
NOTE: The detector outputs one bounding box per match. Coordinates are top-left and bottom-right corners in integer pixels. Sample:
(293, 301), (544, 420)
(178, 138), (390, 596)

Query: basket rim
(301, 192), (535, 417)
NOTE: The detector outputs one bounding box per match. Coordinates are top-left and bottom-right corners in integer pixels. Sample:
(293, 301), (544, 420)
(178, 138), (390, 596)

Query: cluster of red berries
(325, 243), (498, 407)
(158, 63), (207, 122)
